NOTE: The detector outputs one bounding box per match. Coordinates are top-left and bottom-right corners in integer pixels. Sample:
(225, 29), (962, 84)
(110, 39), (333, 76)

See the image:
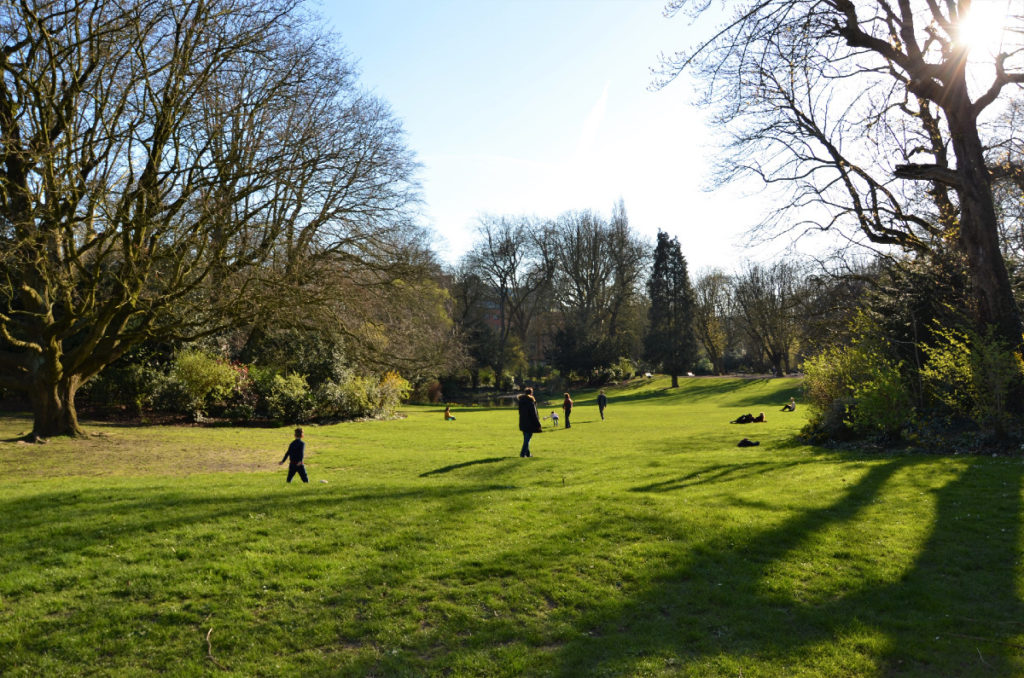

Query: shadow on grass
(0, 482), (519, 573)
(630, 460), (806, 492)
(419, 457), (509, 477)
(550, 457), (1024, 676)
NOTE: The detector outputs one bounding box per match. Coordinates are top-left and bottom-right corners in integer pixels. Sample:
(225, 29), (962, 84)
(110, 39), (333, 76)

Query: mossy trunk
(28, 374), (85, 439)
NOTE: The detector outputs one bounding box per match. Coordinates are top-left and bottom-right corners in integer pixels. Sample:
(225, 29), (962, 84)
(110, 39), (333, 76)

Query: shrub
(314, 370), (410, 420)
(922, 325), (1024, 437)
(169, 350), (237, 419)
(376, 371), (411, 417)
(801, 314), (914, 441)
(849, 357), (914, 439)
(315, 374), (374, 419)
(265, 373), (314, 423)
(82, 362), (166, 415)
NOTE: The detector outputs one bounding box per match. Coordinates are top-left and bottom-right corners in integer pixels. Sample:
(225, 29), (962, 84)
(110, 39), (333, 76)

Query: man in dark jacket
(279, 427), (309, 483)
(518, 387), (542, 458)
(597, 389), (608, 420)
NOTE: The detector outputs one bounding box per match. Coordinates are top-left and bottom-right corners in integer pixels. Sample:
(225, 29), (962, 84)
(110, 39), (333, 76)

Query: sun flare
(956, 1), (1011, 54)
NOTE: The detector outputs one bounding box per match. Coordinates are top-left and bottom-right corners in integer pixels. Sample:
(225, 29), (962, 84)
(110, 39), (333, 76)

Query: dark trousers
(520, 431), (533, 457)
(599, 406), (605, 420)
(287, 463), (308, 483)
(564, 411), (571, 428)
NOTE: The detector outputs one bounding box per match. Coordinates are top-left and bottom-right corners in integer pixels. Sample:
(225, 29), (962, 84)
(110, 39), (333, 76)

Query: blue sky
(322, 0), (773, 271)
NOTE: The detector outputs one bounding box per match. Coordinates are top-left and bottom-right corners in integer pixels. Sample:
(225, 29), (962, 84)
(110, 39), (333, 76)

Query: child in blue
(279, 427), (308, 483)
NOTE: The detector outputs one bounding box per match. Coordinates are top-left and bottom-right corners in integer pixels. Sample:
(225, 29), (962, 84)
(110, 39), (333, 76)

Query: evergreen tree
(644, 232), (698, 387)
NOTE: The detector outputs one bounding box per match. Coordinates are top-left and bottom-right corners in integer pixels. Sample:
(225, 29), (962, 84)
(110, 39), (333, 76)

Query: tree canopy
(0, 0), (421, 437)
(658, 0), (1024, 351)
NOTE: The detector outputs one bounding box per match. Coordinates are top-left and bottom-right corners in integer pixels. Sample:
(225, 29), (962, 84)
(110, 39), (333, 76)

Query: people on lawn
(279, 427), (308, 483)
(562, 392), (574, 428)
(518, 387), (543, 457)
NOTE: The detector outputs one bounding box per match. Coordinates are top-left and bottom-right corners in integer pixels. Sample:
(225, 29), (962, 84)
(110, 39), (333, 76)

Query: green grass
(2, 376), (1023, 676)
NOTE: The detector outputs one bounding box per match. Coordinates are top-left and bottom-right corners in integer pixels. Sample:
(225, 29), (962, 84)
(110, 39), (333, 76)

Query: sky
(321, 0), (778, 272)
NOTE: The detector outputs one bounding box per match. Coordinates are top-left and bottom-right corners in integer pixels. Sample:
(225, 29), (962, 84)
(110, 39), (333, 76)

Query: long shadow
(549, 457), (1024, 675)
(630, 460), (805, 492)
(0, 482), (520, 580)
(419, 457), (508, 477)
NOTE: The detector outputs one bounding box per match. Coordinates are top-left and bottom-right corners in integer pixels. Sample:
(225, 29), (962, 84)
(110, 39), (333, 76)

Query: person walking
(562, 392), (574, 428)
(279, 427), (309, 483)
(597, 389), (608, 420)
(518, 387), (542, 457)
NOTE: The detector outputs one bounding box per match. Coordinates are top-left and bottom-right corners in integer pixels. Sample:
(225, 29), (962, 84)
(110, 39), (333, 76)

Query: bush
(265, 373), (314, 423)
(314, 370), (410, 420)
(376, 371), (412, 417)
(315, 374), (375, 419)
(169, 350), (237, 419)
(82, 362), (167, 415)
(922, 325), (1024, 437)
(801, 315), (914, 441)
(849, 357), (914, 439)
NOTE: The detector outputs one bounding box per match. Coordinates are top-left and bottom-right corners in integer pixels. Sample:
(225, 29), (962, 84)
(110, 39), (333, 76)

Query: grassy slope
(1, 377), (1023, 677)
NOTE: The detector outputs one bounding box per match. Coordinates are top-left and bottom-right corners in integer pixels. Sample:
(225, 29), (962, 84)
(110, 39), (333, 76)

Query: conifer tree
(644, 232), (698, 387)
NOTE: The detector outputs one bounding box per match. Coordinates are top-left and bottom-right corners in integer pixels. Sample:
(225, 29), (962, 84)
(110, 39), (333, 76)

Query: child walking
(279, 427), (309, 483)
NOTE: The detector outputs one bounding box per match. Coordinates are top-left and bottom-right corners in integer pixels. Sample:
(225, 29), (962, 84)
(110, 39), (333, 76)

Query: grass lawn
(2, 376), (1023, 677)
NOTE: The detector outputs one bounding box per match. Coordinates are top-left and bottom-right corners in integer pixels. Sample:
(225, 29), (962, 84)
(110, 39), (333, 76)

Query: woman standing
(562, 392), (574, 428)
(518, 387), (542, 457)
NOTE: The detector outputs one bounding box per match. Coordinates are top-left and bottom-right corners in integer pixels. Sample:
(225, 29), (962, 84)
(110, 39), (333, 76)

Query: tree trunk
(671, 373), (679, 387)
(946, 87), (1024, 351)
(28, 375), (85, 439)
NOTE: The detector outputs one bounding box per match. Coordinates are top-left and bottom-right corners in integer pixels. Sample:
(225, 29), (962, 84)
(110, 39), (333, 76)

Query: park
(3, 376), (1023, 676)
(5, 0), (1024, 675)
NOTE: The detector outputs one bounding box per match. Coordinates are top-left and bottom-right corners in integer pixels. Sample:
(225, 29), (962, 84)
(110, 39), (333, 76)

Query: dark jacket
(562, 396), (573, 413)
(597, 394), (607, 408)
(281, 439), (305, 465)
(518, 394), (542, 433)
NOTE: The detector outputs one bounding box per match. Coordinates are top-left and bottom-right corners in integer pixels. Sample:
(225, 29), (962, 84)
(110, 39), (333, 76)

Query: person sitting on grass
(781, 397), (796, 412)
(444, 404), (456, 421)
(279, 427), (308, 483)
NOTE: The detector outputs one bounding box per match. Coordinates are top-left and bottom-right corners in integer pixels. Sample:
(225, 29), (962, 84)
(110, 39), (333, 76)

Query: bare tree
(461, 214), (552, 377)
(731, 261), (802, 375)
(547, 206), (648, 369)
(693, 269), (732, 374)
(657, 0), (1024, 352)
(0, 0), (420, 437)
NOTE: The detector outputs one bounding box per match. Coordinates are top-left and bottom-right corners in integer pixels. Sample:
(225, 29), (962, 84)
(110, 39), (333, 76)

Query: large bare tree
(658, 0), (1024, 352)
(0, 0), (420, 437)
(461, 214), (553, 376)
(692, 268), (732, 374)
(732, 261), (803, 375)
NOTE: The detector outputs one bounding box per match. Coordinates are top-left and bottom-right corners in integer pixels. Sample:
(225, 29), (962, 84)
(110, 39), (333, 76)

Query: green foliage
(376, 371), (412, 417)
(921, 325), (1024, 436)
(802, 315), (913, 440)
(264, 373), (314, 423)
(169, 350), (238, 418)
(81, 362), (167, 415)
(315, 370), (411, 420)
(849, 358), (914, 439)
(644, 231), (698, 377)
(919, 326), (974, 418)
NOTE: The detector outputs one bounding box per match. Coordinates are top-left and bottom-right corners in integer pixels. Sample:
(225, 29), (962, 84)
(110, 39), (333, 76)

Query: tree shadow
(419, 457), (509, 477)
(630, 460), (806, 492)
(548, 457), (1024, 675)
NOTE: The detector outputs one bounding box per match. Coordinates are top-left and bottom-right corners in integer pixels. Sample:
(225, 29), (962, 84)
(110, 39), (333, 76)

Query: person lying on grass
(731, 412), (766, 424)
